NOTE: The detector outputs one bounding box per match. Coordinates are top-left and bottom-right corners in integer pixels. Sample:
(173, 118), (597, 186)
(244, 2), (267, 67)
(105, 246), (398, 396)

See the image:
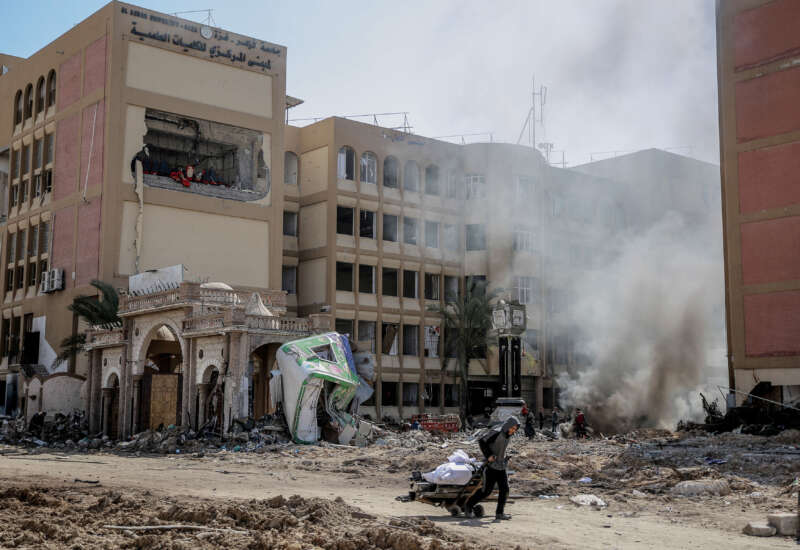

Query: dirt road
(1, 448), (793, 549)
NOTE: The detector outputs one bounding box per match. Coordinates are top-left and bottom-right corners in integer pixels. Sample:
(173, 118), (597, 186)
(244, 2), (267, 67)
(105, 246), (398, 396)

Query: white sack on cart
(422, 450), (478, 485)
(447, 449), (472, 464)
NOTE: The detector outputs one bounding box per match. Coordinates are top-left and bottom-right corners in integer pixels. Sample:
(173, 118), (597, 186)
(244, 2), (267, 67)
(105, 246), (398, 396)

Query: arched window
(23, 84), (33, 120)
(13, 90), (22, 125)
(337, 146), (355, 180)
(284, 151), (298, 186)
(360, 152), (377, 185)
(46, 70), (56, 108)
(383, 156), (399, 188)
(35, 76), (45, 115)
(425, 164), (440, 195)
(403, 160), (419, 192)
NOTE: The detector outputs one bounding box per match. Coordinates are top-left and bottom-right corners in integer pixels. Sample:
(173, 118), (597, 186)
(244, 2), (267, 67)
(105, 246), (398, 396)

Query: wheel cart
(402, 464), (488, 517)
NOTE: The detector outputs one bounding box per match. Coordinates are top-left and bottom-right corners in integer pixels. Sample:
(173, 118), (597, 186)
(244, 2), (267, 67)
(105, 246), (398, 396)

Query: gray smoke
(556, 212), (725, 433)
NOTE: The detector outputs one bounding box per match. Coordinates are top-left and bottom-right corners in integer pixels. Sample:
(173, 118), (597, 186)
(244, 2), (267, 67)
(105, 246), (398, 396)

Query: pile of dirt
(0, 484), (499, 549)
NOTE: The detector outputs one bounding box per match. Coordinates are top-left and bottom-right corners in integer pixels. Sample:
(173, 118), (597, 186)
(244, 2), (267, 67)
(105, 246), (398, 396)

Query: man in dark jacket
(466, 416), (520, 520)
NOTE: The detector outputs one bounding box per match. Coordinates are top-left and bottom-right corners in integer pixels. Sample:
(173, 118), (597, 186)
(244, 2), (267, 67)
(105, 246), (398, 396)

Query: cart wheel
(473, 504), (485, 518)
(448, 505), (462, 517)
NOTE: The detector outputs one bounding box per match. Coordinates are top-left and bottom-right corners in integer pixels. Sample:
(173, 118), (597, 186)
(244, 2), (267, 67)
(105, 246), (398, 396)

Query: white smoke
(556, 212), (725, 433)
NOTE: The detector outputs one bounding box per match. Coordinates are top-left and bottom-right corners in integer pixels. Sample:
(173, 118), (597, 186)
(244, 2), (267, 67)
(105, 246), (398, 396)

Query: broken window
(335, 262), (353, 292)
(44, 133), (54, 165)
(425, 221), (439, 248)
(360, 152), (377, 185)
(23, 84), (33, 121)
(13, 90), (22, 126)
(9, 184), (17, 208)
(381, 381), (398, 406)
(281, 265), (297, 294)
(284, 151), (298, 186)
(43, 170), (52, 194)
(444, 276), (458, 302)
(383, 214), (398, 242)
(382, 323), (399, 355)
(312, 344), (335, 362)
(466, 224), (486, 251)
(403, 217), (418, 245)
(338, 146), (355, 180)
(425, 165), (440, 195)
(359, 210), (375, 239)
(442, 224), (458, 251)
(403, 324), (419, 356)
(358, 264), (375, 294)
(358, 321), (376, 353)
(383, 156), (399, 188)
(446, 172), (460, 198)
(33, 139), (42, 171)
(428, 383), (441, 406)
(465, 275), (487, 296)
(513, 276), (537, 304)
(139, 108), (269, 200)
(402, 382), (419, 407)
(21, 144), (30, 176)
(337, 206), (354, 235)
(19, 179), (27, 205)
(424, 273), (440, 301)
(46, 70), (56, 108)
(424, 326), (440, 358)
(335, 318), (354, 338)
(283, 211), (298, 236)
(512, 225), (534, 252)
(444, 384), (459, 407)
(465, 174), (486, 199)
(382, 267), (398, 296)
(403, 270), (418, 299)
(403, 160), (419, 192)
(35, 77), (45, 115)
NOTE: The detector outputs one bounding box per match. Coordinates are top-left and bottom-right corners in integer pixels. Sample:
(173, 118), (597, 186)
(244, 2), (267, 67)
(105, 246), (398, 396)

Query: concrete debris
(671, 479), (731, 497)
(1, 411), (89, 448)
(569, 494), (607, 507)
(742, 521), (777, 537)
(767, 512), (799, 536)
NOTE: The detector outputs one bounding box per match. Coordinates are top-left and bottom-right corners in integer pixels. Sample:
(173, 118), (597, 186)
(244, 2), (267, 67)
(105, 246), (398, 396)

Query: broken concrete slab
(742, 522), (776, 537)
(767, 512), (799, 536)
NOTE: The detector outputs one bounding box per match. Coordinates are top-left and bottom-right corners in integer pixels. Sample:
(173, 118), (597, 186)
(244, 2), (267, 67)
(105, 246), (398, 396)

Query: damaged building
(0, 1), (723, 432)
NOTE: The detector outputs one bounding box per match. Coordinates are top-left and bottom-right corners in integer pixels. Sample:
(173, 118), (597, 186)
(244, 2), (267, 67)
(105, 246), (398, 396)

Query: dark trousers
(467, 468), (509, 515)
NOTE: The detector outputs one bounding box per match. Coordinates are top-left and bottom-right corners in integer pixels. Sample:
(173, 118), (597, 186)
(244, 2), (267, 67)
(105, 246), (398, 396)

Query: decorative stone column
(102, 388), (113, 436)
(197, 383), (210, 428)
(132, 376), (142, 434)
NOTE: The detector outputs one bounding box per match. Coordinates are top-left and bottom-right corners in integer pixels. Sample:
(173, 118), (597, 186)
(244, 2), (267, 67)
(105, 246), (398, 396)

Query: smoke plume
(556, 213), (725, 433)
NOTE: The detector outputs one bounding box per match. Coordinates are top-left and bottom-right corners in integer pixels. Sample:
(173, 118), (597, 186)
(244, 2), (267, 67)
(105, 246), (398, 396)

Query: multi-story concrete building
(0, 1), (724, 433)
(717, 0), (800, 406)
(0, 2), (297, 424)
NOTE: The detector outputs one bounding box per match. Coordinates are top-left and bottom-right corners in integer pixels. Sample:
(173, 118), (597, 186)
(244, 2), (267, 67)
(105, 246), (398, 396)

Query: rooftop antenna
(172, 9), (216, 27)
(516, 75), (547, 149)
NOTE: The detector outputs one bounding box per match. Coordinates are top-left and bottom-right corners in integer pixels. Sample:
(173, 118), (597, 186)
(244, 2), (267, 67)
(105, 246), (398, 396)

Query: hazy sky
(1, 0), (720, 165)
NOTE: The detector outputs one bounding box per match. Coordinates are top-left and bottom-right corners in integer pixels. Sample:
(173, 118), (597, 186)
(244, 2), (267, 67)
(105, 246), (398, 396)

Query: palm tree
(54, 280), (121, 368)
(429, 279), (497, 422)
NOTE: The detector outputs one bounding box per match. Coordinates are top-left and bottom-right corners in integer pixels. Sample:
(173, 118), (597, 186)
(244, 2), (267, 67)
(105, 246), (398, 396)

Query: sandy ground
(1, 435), (796, 549)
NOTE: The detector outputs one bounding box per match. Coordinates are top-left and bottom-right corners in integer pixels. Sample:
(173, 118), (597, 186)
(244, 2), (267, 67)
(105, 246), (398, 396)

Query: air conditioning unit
(41, 268), (64, 294)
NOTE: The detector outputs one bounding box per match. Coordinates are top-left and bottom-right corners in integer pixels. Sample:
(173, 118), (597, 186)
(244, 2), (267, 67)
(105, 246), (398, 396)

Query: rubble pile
(677, 393), (800, 435)
(0, 484), (498, 549)
(0, 411), (89, 448)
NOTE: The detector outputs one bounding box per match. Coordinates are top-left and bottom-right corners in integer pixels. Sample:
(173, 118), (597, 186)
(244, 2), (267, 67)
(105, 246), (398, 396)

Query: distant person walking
(538, 409), (544, 430)
(551, 408), (558, 433)
(575, 409), (587, 438)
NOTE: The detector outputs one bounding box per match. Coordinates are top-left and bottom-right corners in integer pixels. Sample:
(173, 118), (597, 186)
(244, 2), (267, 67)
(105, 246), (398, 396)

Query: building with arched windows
(0, 2), (722, 432)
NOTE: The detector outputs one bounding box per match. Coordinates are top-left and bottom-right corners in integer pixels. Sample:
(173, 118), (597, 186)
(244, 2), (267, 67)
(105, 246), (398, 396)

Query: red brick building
(717, 0), (800, 405)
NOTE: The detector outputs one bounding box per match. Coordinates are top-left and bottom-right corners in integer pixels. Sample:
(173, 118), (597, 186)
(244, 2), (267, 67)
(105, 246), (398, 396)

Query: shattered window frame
(360, 151), (378, 185)
(338, 146), (355, 180)
(138, 108), (270, 201)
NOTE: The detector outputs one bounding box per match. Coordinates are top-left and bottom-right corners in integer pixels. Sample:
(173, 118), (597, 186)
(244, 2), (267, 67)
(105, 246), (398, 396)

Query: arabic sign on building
(120, 3), (283, 74)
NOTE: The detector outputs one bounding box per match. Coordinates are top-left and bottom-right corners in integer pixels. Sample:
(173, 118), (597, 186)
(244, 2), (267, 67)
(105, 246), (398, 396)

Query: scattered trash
(570, 494), (607, 507)
(578, 476), (592, 483)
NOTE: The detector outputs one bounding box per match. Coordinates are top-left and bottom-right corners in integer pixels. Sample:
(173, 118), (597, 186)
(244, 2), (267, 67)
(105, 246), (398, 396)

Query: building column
(89, 350), (103, 434)
(197, 383), (209, 428)
(535, 375), (544, 412)
(102, 388), (112, 436)
(131, 376), (142, 434)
